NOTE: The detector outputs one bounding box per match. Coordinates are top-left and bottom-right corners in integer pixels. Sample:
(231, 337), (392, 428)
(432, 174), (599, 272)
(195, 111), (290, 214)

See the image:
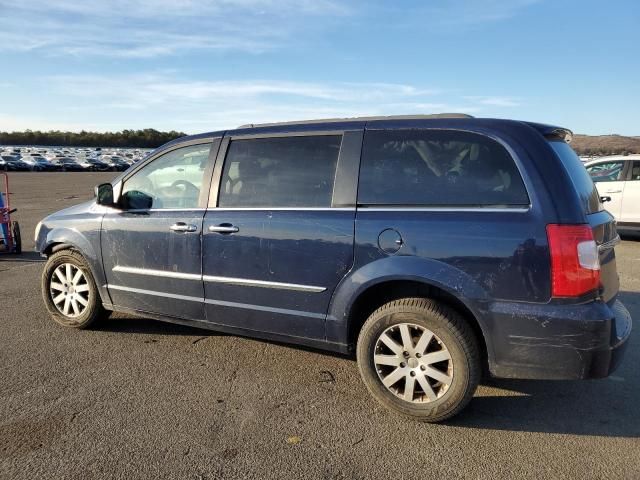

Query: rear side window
(218, 135), (341, 208)
(549, 141), (602, 213)
(586, 161), (625, 182)
(358, 129), (529, 206)
(632, 162), (640, 181)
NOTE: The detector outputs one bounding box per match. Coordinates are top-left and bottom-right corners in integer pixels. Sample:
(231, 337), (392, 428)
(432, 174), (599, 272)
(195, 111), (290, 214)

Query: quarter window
(218, 135), (342, 208)
(586, 162), (625, 182)
(358, 130), (529, 206)
(121, 143), (211, 209)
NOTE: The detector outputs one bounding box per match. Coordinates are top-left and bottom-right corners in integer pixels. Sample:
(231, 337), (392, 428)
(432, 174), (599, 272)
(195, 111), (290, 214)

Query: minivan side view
(35, 115), (632, 422)
(585, 155), (640, 231)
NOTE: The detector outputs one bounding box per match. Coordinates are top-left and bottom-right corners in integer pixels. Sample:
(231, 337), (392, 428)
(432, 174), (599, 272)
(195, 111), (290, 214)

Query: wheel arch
(326, 256), (493, 370)
(346, 279), (489, 370)
(41, 229), (111, 306)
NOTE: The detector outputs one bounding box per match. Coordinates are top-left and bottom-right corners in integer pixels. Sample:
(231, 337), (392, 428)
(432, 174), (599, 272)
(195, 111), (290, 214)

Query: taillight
(546, 224), (601, 297)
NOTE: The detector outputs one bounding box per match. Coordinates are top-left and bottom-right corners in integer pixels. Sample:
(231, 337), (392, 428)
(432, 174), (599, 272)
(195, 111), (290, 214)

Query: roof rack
(238, 113), (474, 129)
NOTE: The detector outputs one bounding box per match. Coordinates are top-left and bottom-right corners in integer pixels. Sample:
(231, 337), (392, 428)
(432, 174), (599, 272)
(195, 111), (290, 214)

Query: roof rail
(238, 113), (474, 129)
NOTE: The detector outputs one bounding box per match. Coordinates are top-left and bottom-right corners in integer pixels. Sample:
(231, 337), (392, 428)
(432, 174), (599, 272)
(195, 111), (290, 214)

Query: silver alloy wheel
(373, 323), (454, 403)
(49, 263), (90, 318)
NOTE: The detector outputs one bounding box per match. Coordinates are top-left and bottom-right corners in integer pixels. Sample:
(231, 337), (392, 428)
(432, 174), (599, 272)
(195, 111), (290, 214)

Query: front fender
(326, 255), (491, 349)
(38, 225), (111, 306)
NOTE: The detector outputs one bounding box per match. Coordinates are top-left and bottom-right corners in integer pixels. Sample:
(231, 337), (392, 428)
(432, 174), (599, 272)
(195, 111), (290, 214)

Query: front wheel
(41, 249), (110, 328)
(357, 298), (480, 422)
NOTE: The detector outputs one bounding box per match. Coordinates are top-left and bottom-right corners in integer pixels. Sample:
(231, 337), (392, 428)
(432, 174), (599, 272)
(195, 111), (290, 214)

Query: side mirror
(95, 183), (115, 206)
(121, 190), (153, 210)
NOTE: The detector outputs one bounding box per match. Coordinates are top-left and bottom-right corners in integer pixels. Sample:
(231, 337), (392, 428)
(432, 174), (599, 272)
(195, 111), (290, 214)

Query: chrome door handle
(208, 224), (239, 234)
(170, 222), (198, 233)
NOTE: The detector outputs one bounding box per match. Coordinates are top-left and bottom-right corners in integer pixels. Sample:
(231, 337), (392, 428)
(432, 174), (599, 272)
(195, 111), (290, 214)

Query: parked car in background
(52, 157), (85, 172)
(0, 155), (31, 171)
(35, 115), (632, 422)
(22, 155), (58, 171)
(103, 156), (131, 171)
(81, 158), (112, 172)
(585, 155), (640, 231)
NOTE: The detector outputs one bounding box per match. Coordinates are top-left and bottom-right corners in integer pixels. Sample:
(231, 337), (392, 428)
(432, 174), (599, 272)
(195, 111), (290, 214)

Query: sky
(0, 0), (638, 135)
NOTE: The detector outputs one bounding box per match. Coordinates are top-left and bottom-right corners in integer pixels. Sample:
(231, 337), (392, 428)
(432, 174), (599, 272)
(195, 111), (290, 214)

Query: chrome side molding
(112, 266), (326, 293)
(202, 275), (326, 292)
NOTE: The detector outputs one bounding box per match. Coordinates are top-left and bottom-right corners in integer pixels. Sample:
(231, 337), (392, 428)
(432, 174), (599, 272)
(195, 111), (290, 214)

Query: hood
(46, 199), (101, 220)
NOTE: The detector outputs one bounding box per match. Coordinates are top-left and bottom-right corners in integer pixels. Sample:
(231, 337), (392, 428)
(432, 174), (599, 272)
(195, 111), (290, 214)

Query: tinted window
(358, 130), (529, 206)
(549, 141), (602, 213)
(586, 161), (625, 182)
(632, 162), (640, 181)
(218, 135), (341, 208)
(122, 143), (211, 209)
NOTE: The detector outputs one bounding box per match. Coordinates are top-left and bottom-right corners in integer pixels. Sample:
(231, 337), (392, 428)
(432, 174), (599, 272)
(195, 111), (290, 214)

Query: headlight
(34, 220), (42, 243)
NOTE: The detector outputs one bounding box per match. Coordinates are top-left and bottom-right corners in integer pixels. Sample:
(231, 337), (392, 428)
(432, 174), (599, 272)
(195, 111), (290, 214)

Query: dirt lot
(1, 172), (639, 479)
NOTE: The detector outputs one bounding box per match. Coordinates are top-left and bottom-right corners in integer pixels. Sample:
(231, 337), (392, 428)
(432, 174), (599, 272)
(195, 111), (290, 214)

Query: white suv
(585, 155), (640, 230)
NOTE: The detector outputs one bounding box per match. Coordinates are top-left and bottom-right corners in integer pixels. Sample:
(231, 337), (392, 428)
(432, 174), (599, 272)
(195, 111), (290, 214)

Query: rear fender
(326, 255), (492, 354)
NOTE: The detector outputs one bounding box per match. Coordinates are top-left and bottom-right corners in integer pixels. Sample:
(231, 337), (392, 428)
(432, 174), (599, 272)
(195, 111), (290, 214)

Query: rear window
(358, 129), (529, 206)
(549, 141), (602, 213)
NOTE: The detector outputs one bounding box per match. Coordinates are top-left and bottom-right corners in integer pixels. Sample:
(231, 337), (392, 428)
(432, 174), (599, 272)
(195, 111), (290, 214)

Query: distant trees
(2, 129), (639, 155)
(0, 129), (186, 148)
(571, 134), (640, 156)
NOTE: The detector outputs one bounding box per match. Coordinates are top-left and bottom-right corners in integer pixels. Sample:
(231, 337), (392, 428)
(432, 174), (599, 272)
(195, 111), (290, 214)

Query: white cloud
(0, 0), (346, 57)
(23, 74), (510, 132)
(420, 0), (541, 26)
(464, 96), (522, 107)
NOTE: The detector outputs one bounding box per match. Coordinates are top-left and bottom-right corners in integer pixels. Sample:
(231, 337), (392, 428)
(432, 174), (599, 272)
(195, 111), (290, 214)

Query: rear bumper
(487, 298), (632, 380)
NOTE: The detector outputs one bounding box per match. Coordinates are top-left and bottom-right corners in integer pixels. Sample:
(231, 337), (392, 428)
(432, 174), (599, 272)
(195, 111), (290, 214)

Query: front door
(587, 160), (628, 219)
(202, 133), (356, 340)
(620, 161), (640, 224)
(101, 141), (216, 320)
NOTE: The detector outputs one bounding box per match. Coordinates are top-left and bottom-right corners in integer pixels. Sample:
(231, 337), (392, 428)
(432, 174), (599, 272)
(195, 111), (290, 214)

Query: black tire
(11, 221), (21, 254)
(356, 298), (480, 422)
(41, 249), (110, 328)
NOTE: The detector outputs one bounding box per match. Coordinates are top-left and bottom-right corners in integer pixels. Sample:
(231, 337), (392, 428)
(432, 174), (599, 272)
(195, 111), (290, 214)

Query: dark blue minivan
(35, 115), (632, 421)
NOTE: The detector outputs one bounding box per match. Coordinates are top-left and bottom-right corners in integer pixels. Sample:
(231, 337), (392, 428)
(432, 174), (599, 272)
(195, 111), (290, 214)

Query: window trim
(115, 137), (220, 210)
(356, 127), (533, 209)
(208, 130), (354, 209)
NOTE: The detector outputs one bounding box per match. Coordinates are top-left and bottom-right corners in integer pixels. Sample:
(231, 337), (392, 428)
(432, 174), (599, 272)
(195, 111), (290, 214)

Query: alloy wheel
(49, 263), (90, 318)
(373, 323), (454, 403)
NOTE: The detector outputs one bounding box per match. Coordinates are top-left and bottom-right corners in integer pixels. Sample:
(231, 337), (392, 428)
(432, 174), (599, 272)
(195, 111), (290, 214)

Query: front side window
(586, 161), (625, 182)
(218, 135), (341, 208)
(358, 129), (529, 206)
(122, 143), (211, 209)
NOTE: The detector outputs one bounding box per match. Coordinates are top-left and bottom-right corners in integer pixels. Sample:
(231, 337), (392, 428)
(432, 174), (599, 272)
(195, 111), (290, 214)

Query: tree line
(0, 129), (187, 148)
(2, 128), (638, 155)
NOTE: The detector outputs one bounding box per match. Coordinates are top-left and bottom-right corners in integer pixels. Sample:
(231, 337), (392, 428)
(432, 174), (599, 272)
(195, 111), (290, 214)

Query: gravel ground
(1, 172), (639, 479)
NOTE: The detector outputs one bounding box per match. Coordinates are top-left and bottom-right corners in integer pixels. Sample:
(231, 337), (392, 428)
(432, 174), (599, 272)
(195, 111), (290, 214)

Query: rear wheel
(357, 298), (480, 422)
(11, 221), (21, 254)
(41, 249), (110, 328)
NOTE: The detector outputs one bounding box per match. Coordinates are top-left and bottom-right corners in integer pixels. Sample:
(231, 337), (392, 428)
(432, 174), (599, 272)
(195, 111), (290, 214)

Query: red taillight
(546, 224), (601, 297)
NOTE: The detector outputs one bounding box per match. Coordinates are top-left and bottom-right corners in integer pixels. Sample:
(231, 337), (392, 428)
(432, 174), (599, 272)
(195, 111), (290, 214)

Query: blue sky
(0, 0), (638, 135)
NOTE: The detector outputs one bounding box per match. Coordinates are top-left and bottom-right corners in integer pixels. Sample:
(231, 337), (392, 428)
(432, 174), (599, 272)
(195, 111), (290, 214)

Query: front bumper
(486, 298), (632, 380)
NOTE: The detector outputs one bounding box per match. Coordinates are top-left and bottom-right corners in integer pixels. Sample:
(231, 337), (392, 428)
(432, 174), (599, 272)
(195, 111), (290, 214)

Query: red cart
(0, 172), (21, 254)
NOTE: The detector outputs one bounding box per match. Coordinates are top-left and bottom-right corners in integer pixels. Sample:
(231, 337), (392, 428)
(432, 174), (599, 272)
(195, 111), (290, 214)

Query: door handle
(208, 224), (239, 234)
(170, 222), (198, 233)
